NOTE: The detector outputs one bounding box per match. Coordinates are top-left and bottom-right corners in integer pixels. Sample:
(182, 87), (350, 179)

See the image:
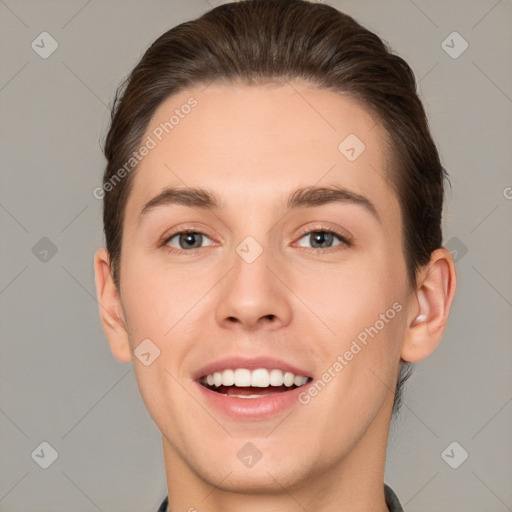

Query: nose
(215, 243), (293, 331)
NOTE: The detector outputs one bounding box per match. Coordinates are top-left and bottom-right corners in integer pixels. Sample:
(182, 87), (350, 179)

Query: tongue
(221, 385), (292, 396)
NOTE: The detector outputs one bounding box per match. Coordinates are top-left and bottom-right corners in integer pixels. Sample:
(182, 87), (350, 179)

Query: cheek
(120, 249), (198, 336)
(293, 247), (407, 388)
(301, 249), (403, 329)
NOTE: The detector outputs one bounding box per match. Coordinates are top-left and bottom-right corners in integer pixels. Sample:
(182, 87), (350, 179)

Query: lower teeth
(230, 394), (272, 399)
(205, 384), (299, 396)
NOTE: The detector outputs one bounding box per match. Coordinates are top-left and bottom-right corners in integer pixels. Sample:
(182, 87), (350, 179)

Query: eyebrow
(138, 184), (381, 223)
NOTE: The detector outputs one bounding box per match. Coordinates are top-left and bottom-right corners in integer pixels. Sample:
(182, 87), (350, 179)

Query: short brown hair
(101, 0), (449, 415)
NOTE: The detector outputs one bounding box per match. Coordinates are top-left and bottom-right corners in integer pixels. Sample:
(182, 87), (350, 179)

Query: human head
(98, 0), (449, 416)
(94, 1), (458, 502)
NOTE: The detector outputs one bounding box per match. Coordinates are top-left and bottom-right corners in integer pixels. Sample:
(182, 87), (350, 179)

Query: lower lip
(194, 381), (310, 419)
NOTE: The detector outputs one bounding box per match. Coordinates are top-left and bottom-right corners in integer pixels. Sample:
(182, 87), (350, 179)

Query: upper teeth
(201, 368), (309, 388)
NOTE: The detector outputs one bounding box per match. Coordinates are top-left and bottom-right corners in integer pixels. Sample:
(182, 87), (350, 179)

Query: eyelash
(160, 225), (352, 255)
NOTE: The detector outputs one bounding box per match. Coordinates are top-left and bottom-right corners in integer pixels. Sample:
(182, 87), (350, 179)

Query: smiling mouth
(200, 368), (312, 398)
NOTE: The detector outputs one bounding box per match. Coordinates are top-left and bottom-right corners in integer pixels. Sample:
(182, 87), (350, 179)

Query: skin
(94, 80), (456, 512)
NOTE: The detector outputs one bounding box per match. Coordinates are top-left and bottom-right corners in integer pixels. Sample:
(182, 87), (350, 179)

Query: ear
(94, 247), (132, 363)
(401, 247), (457, 363)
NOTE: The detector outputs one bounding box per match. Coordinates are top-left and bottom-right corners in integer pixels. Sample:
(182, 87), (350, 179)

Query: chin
(200, 460), (310, 495)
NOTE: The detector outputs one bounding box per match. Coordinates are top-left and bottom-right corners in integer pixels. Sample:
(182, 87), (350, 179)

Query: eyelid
(295, 223), (353, 246)
(160, 226), (216, 248)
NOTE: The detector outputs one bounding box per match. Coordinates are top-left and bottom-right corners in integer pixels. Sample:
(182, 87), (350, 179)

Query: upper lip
(193, 356), (313, 381)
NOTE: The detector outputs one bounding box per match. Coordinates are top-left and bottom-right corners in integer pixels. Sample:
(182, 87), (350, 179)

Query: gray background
(1, 0), (511, 511)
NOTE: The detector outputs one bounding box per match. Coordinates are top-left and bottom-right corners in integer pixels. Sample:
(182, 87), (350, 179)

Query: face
(110, 81), (414, 492)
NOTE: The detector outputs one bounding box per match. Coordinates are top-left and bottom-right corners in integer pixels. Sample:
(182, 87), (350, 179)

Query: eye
(160, 225), (352, 254)
(295, 226), (352, 251)
(162, 229), (215, 253)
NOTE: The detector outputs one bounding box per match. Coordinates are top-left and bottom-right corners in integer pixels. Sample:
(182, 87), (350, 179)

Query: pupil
(312, 232), (332, 249)
(181, 233), (201, 249)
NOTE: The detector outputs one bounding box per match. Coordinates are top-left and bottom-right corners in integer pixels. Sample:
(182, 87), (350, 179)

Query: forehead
(125, 80), (399, 226)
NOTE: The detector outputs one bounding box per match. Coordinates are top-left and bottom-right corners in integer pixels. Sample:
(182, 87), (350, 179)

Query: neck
(162, 397), (393, 512)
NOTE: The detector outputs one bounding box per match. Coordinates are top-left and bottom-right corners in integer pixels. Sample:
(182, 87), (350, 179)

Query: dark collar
(384, 483), (404, 512)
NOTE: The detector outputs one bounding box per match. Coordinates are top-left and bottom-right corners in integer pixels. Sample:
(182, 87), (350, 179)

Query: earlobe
(401, 248), (457, 363)
(94, 248), (132, 363)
